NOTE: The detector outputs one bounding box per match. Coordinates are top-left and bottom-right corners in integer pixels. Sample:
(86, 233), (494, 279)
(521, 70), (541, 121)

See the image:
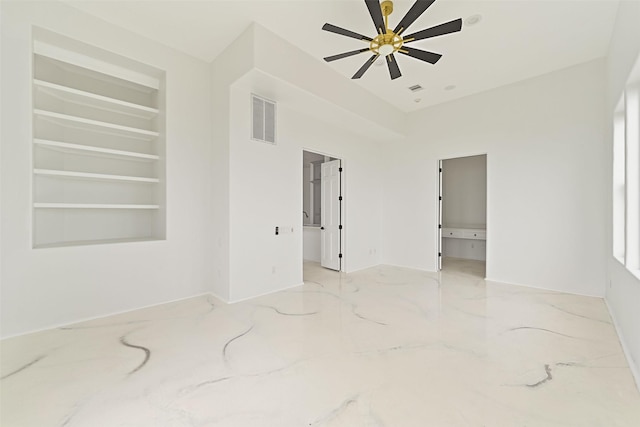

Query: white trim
(605, 299), (640, 392)
(0, 292), (213, 340)
(228, 282), (305, 304)
(382, 263), (437, 274)
(342, 263), (383, 274)
(208, 290), (230, 304)
(484, 276), (605, 298)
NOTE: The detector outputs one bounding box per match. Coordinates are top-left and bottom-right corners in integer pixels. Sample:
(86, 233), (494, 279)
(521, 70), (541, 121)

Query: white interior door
(321, 159), (341, 270)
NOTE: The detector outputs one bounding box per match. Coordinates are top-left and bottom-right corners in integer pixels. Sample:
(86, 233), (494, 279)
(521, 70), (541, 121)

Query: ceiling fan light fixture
(378, 44), (395, 56)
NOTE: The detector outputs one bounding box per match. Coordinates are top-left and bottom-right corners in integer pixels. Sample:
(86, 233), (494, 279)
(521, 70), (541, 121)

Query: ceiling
(64, 0), (620, 112)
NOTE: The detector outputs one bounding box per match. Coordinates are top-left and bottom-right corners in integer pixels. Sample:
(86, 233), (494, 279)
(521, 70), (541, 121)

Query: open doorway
(302, 150), (343, 273)
(437, 154), (487, 277)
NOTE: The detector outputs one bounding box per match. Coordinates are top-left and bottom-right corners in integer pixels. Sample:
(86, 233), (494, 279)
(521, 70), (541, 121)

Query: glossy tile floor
(2, 258), (640, 426)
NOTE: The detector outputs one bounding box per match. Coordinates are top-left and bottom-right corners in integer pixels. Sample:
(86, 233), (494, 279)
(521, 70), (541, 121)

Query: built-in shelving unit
(32, 29), (166, 248)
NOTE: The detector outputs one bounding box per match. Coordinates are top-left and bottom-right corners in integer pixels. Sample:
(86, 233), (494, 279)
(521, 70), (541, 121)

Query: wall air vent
(251, 94), (276, 144)
(408, 84), (424, 93)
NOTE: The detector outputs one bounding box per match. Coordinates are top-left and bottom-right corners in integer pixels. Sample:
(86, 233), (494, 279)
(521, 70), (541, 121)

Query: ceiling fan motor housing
(371, 31), (404, 57)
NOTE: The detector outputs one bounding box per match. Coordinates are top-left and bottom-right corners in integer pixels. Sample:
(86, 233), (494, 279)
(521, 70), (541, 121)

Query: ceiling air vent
(408, 84), (424, 93)
(252, 94), (276, 144)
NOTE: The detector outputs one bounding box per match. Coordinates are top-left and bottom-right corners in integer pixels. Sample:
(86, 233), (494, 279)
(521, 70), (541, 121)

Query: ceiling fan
(322, 0), (462, 80)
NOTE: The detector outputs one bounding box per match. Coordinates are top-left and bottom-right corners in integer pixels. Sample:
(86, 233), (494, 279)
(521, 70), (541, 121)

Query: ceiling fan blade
(352, 55), (379, 79)
(324, 48), (371, 62)
(322, 23), (373, 41)
(403, 18), (463, 42)
(398, 46), (442, 64)
(393, 0), (436, 35)
(386, 54), (402, 80)
(365, 0), (386, 34)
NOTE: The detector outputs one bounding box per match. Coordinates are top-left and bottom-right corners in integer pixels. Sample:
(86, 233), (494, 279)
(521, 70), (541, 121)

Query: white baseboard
(227, 281), (305, 304)
(485, 276), (604, 298)
(605, 298), (640, 392)
(1, 291), (213, 340)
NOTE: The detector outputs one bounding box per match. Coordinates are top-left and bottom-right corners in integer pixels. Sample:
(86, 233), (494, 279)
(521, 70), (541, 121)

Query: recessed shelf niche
(32, 28), (166, 248)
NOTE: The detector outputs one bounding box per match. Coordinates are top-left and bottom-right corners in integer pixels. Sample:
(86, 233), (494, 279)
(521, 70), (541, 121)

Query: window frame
(613, 56), (640, 278)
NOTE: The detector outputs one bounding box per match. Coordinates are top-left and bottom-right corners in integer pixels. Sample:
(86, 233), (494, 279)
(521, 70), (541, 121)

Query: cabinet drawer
(442, 229), (464, 238)
(462, 230), (486, 240)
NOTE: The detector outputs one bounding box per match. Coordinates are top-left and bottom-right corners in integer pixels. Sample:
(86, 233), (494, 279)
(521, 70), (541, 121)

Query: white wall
(0, 1), (213, 337)
(604, 0), (640, 387)
(382, 59), (607, 297)
(209, 26), (256, 301)
(213, 25), (390, 303)
(442, 155), (487, 227)
(210, 24), (397, 303)
(227, 78), (385, 301)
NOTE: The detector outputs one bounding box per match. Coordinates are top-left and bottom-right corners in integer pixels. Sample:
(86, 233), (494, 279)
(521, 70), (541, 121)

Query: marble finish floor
(2, 259), (640, 426)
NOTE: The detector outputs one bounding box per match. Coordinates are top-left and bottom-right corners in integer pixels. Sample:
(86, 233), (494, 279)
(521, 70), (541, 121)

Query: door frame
(302, 148), (345, 272)
(436, 152), (488, 272)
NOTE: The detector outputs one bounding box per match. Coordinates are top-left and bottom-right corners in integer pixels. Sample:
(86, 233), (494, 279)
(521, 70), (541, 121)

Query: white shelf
(34, 79), (158, 119)
(34, 40), (161, 90)
(34, 169), (159, 183)
(34, 203), (159, 209)
(34, 109), (159, 140)
(34, 237), (163, 249)
(34, 139), (158, 161)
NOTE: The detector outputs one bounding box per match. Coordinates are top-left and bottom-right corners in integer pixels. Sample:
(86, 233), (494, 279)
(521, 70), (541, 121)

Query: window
(613, 102), (625, 262)
(613, 55), (640, 273)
